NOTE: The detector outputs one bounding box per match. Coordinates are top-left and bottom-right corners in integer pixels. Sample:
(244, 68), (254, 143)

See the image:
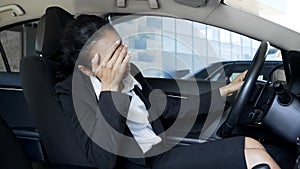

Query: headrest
(35, 7), (74, 57)
(287, 50), (300, 96)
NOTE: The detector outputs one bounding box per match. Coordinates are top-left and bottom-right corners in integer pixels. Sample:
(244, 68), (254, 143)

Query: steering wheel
(220, 41), (270, 137)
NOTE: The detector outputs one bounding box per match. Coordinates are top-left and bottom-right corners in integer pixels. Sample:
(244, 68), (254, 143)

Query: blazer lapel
(133, 85), (151, 110)
(132, 77), (165, 136)
(130, 63), (166, 135)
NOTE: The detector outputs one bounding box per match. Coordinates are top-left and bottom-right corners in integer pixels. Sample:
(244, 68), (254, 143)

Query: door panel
(0, 72), (44, 161)
(146, 77), (224, 95)
(145, 77), (225, 142)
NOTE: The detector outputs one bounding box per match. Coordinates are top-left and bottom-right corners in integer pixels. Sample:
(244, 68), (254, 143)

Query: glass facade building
(113, 15), (279, 78)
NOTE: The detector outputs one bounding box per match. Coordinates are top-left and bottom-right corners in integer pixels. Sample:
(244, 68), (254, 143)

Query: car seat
(20, 6), (95, 167)
(0, 115), (33, 169)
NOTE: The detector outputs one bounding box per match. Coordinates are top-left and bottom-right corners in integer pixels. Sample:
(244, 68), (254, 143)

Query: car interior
(1, 0), (300, 169)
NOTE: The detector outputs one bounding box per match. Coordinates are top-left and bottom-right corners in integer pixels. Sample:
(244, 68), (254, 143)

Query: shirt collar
(121, 74), (142, 93)
(90, 74), (142, 100)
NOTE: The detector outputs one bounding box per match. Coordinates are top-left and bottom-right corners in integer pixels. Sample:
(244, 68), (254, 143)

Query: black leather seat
(20, 7), (94, 168)
(0, 115), (33, 169)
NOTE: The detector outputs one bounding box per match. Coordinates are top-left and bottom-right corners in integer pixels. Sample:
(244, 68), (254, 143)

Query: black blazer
(55, 66), (224, 169)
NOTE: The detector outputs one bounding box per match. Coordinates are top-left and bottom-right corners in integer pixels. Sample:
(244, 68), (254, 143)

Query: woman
(55, 15), (280, 169)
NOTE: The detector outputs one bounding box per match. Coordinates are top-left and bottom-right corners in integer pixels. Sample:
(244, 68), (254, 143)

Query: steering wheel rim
(220, 41), (270, 137)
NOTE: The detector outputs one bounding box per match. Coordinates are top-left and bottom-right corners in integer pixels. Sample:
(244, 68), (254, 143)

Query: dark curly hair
(57, 14), (109, 81)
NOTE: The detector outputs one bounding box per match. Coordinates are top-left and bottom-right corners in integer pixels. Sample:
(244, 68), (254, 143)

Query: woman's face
(90, 27), (130, 77)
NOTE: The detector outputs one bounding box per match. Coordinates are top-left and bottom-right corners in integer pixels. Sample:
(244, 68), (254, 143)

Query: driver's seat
(20, 7), (95, 167)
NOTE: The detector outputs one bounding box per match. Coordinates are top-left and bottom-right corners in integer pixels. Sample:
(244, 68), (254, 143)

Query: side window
(0, 22), (37, 72)
(111, 15), (281, 80)
(0, 26), (22, 72)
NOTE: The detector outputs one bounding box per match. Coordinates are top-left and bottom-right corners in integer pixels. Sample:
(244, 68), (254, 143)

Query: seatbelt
(0, 41), (11, 72)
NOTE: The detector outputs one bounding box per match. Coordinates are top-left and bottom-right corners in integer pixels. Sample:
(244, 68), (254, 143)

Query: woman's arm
(219, 70), (247, 97)
(150, 89), (224, 119)
(151, 71), (247, 119)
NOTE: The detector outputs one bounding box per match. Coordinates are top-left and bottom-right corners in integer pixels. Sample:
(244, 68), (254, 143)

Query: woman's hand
(91, 40), (131, 92)
(219, 70), (248, 97)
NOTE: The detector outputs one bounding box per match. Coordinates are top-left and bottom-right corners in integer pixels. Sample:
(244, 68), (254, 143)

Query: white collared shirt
(90, 75), (161, 153)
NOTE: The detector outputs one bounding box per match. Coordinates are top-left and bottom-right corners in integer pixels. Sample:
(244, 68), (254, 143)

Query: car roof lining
(205, 4), (300, 51)
(1, 0), (300, 51)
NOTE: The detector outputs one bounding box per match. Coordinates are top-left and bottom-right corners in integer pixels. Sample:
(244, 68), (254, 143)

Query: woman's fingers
(241, 70), (248, 80)
(114, 44), (127, 66)
(221, 70), (248, 96)
(238, 70), (248, 81)
(106, 44), (124, 68)
(120, 51), (131, 71)
(102, 40), (121, 63)
(232, 70), (248, 83)
(91, 53), (100, 73)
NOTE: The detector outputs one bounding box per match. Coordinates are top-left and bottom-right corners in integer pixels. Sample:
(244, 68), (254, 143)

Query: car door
(0, 22), (45, 161)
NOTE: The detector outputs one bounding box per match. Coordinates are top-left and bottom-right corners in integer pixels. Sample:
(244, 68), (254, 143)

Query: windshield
(224, 0), (300, 34)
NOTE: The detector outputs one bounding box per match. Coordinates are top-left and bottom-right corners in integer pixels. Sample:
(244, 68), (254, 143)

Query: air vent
(174, 0), (208, 7)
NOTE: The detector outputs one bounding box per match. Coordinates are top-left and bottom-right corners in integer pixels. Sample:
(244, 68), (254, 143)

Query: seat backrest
(20, 7), (93, 167)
